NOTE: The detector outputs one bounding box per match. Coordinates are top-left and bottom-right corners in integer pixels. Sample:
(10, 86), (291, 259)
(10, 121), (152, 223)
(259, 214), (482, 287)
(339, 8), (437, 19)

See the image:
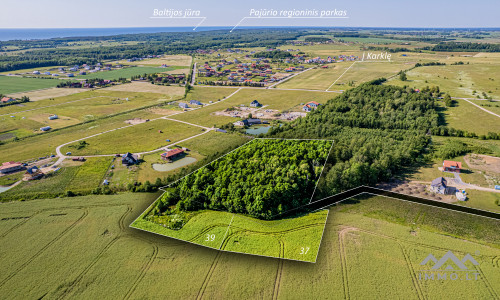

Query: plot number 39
(300, 247), (310, 255)
(205, 234), (215, 242)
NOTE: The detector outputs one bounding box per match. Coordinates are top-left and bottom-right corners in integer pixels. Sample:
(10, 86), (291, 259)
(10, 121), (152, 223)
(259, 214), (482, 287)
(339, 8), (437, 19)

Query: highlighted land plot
(131, 138), (333, 262)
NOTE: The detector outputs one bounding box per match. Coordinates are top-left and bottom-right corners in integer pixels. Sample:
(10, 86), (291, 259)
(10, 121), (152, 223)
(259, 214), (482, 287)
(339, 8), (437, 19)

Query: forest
(153, 139), (332, 220)
(268, 81), (438, 197)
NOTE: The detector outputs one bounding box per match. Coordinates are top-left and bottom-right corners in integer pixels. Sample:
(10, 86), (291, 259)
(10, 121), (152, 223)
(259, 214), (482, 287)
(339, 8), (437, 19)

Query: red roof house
(443, 160), (462, 173)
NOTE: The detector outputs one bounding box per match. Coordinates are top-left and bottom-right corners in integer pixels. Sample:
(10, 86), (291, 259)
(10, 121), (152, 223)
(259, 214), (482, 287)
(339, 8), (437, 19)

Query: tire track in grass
(58, 205), (134, 299)
(474, 265), (499, 300)
(123, 242), (159, 300)
(338, 227), (353, 300)
(0, 211), (41, 238)
(196, 250), (224, 300)
(0, 208), (89, 288)
(272, 239), (285, 300)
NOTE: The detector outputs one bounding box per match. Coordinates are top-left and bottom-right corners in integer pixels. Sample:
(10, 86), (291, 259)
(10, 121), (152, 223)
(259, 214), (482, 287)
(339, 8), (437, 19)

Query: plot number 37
(300, 247), (310, 255)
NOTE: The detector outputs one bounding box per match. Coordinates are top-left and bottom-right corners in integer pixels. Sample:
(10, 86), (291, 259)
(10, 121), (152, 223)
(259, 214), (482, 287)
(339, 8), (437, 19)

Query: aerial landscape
(0, 0), (499, 299)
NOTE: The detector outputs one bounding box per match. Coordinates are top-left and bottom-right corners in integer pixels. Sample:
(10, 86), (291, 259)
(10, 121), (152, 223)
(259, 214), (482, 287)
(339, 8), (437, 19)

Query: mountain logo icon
(420, 251), (479, 270)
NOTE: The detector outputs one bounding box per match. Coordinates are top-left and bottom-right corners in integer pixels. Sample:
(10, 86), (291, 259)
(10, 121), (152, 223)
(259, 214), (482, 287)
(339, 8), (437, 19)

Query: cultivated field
(76, 66), (184, 80)
(0, 193), (498, 298)
(114, 55), (192, 66)
(100, 81), (185, 95)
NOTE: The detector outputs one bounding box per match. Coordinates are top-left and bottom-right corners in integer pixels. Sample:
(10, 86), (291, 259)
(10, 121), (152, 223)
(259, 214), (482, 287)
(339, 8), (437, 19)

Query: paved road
(452, 172), (500, 193)
(191, 62), (197, 86)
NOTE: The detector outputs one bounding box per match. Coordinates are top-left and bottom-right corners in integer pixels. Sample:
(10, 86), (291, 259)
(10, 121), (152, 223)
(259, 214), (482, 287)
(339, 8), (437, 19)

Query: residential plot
(131, 139), (333, 262)
(171, 88), (334, 127)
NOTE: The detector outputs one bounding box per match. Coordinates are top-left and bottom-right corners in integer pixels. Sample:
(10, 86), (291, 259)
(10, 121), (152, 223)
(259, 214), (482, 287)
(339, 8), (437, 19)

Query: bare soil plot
(465, 154), (500, 174)
(8, 87), (88, 101)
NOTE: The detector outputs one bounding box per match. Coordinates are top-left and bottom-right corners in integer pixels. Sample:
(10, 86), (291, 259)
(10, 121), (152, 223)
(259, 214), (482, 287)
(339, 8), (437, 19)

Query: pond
(152, 157), (197, 172)
(245, 126), (272, 135)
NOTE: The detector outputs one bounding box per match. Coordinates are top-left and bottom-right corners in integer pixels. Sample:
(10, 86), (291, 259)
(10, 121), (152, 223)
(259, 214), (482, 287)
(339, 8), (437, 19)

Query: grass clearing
(7, 87), (88, 101)
(76, 66), (184, 80)
(61, 118), (204, 155)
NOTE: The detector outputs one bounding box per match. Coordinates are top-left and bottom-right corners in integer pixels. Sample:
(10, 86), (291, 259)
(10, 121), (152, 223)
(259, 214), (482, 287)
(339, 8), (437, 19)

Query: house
(306, 101), (320, 108)
(1, 97), (15, 104)
(250, 100), (262, 107)
(48, 114), (58, 120)
(161, 148), (185, 161)
(33, 70), (41, 74)
(302, 105), (312, 112)
(179, 103), (189, 109)
(40, 126), (51, 131)
(189, 100), (202, 106)
(24, 166), (43, 181)
(122, 152), (139, 165)
(430, 177), (456, 195)
(0, 161), (24, 174)
(443, 160), (462, 173)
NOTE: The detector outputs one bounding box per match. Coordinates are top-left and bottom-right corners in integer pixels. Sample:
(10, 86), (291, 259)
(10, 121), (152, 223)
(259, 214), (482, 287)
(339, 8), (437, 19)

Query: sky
(1, 0), (499, 28)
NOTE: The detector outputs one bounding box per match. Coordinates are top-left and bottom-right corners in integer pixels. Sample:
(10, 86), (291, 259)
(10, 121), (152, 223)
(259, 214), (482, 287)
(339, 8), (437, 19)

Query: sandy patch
(125, 118), (150, 125)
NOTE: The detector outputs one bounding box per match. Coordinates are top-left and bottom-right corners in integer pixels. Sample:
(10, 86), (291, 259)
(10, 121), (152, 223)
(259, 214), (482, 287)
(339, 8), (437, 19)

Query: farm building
(0, 161), (24, 174)
(179, 103), (189, 109)
(48, 114), (58, 120)
(430, 177), (456, 195)
(1, 97), (15, 104)
(40, 126), (51, 131)
(122, 152), (139, 165)
(250, 100), (262, 107)
(161, 148), (185, 161)
(24, 166), (43, 181)
(306, 101), (320, 108)
(189, 100), (202, 106)
(443, 160), (462, 173)
(234, 118), (265, 127)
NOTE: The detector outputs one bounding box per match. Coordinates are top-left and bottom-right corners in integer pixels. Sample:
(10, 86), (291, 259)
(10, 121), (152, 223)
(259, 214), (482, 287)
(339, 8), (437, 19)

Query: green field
(0, 192), (499, 298)
(61, 118), (204, 155)
(278, 61), (409, 91)
(76, 66), (184, 80)
(0, 76), (61, 94)
(438, 99), (500, 135)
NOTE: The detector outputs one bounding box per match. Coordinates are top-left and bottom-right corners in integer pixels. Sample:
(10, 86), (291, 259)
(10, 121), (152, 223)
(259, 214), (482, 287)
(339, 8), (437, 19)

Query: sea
(0, 27), (236, 41)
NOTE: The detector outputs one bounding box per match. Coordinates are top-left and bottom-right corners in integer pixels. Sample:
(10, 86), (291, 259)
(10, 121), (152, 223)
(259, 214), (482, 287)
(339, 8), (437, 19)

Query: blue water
(245, 126), (272, 135)
(0, 27), (233, 41)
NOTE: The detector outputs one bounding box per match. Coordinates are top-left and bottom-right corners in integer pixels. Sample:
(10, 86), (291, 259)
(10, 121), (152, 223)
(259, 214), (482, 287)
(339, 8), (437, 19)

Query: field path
(459, 98), (500, 118)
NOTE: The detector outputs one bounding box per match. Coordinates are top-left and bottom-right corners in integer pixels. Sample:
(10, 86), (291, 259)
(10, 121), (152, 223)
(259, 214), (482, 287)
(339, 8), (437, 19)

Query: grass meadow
(0, 76), (61, 94)
(61, 118), (203, 155)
